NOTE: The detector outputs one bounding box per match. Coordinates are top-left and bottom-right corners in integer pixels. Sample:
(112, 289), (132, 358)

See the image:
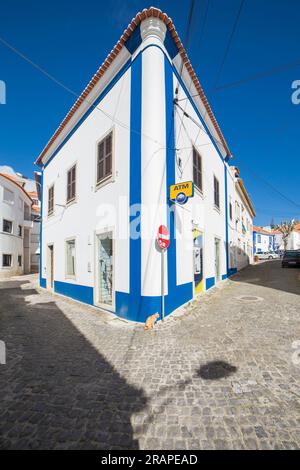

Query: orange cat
(144, 313), (159, 331)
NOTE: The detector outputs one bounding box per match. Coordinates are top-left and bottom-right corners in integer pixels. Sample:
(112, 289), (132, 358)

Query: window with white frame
(3, 187), (14, 204)
(18, 225), (22, 237)
(66, 239), (76, 277)
(2, 254), (12, 267)
(97, 131), (113, 184)
(18, 255), (22, 267)
(3, 219), (12, 233)
(67, 164), (76, 203)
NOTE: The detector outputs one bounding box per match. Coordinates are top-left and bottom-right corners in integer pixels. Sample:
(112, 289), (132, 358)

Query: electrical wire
(213, 0), (245, 89)
(0, 35), (169, 152)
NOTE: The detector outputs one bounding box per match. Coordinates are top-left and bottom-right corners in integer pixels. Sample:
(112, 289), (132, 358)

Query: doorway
(47, 244), (54, 290)
(96, 232), (114, 308)
(214, 238), (221, 282)
(193, 229), (204, 295)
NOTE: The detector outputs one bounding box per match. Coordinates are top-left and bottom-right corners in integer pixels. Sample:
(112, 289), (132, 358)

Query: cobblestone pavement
(0, 261), (300, 450)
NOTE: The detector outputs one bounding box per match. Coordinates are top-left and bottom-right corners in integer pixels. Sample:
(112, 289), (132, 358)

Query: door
(193, 229), (204, 295)
(97, 233), (113, 307)
(215, 238), (221, 282)
(47, 244), (54, 290)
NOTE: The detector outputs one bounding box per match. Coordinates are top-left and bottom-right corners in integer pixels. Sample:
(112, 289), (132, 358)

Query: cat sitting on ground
(144, 313), (159, 331)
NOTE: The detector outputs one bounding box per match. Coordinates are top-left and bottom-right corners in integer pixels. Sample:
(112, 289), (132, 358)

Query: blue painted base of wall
(228, 267), (238, 277)
(222, 274), (227, 280)
(39, 278), (193, 324)
(54, 280), (94, 305)
(116, 282), (193, 323)
(206, 277), (215, 290)
(40, 277), (46, 288)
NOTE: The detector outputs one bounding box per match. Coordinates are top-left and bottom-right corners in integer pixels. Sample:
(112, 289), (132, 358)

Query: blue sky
(0, 0), (299, 225)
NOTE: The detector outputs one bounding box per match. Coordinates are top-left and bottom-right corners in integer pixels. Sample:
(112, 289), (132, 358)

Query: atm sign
(170, 181), (194, 201)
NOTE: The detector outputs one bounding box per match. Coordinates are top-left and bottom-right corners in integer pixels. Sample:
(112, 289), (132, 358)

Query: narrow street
(0, 261), (299, 450)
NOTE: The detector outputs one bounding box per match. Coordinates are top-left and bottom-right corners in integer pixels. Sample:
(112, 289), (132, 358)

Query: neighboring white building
(287, 224), (300, 250)
(36, 8), (254, 322)
(227, 167), (255, 273)
(0, 173), (37, 278)
(253, 226), (275, 254)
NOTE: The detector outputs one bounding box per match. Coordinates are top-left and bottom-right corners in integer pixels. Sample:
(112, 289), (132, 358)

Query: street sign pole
(157, 225), (170, 322)
(161, 248), (165, 322)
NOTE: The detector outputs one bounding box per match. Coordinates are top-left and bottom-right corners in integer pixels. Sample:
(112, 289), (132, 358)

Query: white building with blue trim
(36, 8), (255, 323)
(253, 226), (275, 254)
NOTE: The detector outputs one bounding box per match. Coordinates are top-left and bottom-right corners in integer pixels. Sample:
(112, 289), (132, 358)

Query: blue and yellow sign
(170, 181), (194, 205)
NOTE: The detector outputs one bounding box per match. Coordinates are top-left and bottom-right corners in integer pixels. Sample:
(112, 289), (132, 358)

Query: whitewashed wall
(0, 176), (32, 278)
(41, 66), (131, 301)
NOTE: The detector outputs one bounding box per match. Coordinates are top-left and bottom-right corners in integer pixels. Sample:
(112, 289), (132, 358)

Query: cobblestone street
(0, 260), (300, 450)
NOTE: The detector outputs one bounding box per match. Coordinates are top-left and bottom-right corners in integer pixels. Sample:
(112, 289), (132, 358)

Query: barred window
(3, 219), (12, 233)
(2, 254), (12, 267)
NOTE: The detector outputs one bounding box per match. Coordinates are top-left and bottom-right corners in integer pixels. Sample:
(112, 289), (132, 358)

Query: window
(257, 234), (261, 243)
(193, 147), (202, 192)
(3, 219), (12, 233)
(66, 239), (76, 277)
(19, 197), (23, 210)
(24, 203), (30, 221)
(97, 131), (113, 184)
(213, 176), (220, 209)
(18, 225), (22, 237)
(3, 187), (14, 204)
(67, 164), (76, 203)
(2, 254), (12, 267)
(48, 185), (54, 216)
(18, 255), (22, 267)
(229, 202), (233, 220)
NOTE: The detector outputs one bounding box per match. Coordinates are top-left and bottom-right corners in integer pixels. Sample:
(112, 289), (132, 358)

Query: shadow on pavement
(230, 260), (300, 296)
(196, 361), (237, 380)
(0, 281), (147, 450)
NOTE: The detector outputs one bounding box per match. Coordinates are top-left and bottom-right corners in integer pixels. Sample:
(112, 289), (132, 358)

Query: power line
(0, 35), (168, 152)
(197, 0), (210, 50)
(174, 99), (300, 212)
(213, 0), (245, 89)
(234, 158), (300, 210)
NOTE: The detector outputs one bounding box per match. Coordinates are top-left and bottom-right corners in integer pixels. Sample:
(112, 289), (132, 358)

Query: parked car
(281, 250), (300, 268)
(256, 251), (279, 260)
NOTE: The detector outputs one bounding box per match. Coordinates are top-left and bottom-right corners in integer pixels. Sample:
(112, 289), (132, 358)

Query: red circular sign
(157, 225), (170, 250)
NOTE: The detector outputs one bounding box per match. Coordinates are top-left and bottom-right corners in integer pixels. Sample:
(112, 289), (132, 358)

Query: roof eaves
(35, 7), (231, 166)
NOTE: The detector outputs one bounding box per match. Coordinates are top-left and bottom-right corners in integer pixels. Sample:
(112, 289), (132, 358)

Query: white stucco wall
(41, 64), (131, 302)
(0, 175), (32, 278)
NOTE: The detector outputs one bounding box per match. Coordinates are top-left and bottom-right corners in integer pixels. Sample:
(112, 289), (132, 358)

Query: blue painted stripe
(206, 277), (215, 290)
(222, 274), (227, 280)
(165, 55), (177, 299)
(40, 277), (46, 288)
(39, 171), (43, 286)
(54, 280), (94, 305)
(129, 52), (142, 307)
(224, 164), (229, 276)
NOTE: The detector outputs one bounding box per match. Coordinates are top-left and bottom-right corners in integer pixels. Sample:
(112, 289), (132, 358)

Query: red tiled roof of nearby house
(0, 173), (33, 204)
(253, 225), (273, 235)
(35, 6), (231, 165)
(237, 178), (256, 218)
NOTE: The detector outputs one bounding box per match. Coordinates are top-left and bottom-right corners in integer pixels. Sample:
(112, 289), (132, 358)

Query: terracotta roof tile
(35, 7), (231, 165)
